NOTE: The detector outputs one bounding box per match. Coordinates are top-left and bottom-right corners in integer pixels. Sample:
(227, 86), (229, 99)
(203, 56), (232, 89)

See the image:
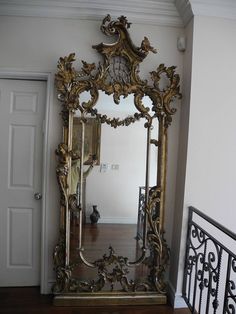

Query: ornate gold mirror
(53, 15), (181, 306)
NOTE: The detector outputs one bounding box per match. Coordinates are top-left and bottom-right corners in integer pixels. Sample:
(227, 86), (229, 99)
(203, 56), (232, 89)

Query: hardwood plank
(0, 226), (191, 313)
(0, 287), (190, 314)
(70, 223), (150, 282)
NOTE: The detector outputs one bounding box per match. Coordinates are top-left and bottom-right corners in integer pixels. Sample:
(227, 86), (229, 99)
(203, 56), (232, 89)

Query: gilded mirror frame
(53, 15), (181, 306)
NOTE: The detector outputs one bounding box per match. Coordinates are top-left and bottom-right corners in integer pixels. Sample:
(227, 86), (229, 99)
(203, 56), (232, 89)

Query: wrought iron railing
(183, 206), (236, 313)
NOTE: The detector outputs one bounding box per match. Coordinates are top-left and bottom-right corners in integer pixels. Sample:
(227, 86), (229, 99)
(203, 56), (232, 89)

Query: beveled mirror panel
(53, 15), (181, 306)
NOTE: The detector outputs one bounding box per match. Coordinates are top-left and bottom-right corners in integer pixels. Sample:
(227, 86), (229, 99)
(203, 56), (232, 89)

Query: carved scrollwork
(93, 246), (151, 292)
(101, 14), (131, 36)
(149, 64), (182, 127)
(89, 108), (143, 128)
(145, 186), (170, 293)
(54, 14), (176, 126)
(55, 246), (153, 293)
(55, 53), (97, 114)
(68, 194), (79, 212)
(55, 143), (70, 204)
(53, 14), (181, 301)
(52, 230), (74, 293)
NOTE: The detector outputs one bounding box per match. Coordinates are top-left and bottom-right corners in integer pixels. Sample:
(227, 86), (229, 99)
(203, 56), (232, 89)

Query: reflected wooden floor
(70, 223), (148, 284)
(0, 287), (190, 314)
(71, 223), (140, 259)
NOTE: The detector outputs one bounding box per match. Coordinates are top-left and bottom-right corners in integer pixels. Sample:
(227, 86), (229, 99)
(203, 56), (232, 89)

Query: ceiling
(0, 0), (235, 27)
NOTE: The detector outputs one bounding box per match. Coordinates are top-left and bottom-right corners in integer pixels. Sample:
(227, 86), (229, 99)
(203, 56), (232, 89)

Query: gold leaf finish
(53, 14), (181, 304)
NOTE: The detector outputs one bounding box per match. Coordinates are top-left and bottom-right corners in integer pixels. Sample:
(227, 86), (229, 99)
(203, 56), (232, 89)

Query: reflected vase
(90, 205), (100, 224)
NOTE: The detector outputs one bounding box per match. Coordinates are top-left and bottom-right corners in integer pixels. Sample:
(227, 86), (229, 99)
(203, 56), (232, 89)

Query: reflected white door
(0, 79), (46, 286)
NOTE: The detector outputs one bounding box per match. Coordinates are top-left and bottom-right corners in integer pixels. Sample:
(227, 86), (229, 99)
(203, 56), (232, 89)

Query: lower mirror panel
(53, 292), (167, 306)
(70, 222), (149, 287)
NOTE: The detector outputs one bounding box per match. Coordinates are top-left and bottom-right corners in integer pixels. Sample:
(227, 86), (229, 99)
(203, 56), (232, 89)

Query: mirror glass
(70, 91), (158, 284)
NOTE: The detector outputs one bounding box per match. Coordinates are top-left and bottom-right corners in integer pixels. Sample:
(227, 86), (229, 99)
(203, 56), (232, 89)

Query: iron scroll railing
(183, 206), (236, 313)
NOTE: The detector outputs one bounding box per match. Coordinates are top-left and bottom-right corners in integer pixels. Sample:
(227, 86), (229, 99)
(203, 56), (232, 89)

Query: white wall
(169, 17), (193, 307)
(85, 95), (158, 224)
(86, 119), (154, 224)
(0, 15), (183, 292)
(173, 15), (236, 304)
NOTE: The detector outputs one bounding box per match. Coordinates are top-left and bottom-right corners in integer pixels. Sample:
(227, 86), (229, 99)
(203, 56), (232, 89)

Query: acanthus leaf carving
(53, 14), (181, 300)
(145, 186), (170, 293)
(149, 64), (182, 127)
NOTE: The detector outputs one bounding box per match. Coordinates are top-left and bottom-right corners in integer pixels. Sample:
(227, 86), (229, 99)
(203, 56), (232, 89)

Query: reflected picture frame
(72, 117), (101, 165)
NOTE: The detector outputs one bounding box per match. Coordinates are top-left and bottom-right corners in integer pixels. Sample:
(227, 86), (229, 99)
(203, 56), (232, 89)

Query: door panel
(9, 125), (35, 188)
(7, 207), (33, 267)
(0, 79), (46, 286)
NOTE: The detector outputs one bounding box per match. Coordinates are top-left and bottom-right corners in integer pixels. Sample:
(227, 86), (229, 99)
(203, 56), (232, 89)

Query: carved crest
(55, 14), (181, 128)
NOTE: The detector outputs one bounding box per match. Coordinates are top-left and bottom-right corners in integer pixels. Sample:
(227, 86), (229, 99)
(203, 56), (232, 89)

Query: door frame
(0, 70), (52, 294)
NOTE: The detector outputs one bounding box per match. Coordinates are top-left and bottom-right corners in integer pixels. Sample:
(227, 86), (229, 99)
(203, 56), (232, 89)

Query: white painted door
(0, 79), (46, 286)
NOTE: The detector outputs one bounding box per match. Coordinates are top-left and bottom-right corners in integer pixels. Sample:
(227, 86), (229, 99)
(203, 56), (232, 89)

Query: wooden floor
(70, 223), (147, 283)
(0, 287), (190, 314)
(0, 226), (191, 313)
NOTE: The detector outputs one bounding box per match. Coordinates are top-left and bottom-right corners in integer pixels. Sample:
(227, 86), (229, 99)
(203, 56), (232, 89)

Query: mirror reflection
(70, 92), (158, 278)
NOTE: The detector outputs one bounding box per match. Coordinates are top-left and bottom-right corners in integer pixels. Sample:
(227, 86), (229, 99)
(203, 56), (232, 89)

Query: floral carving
(53, 246), (152, 293)
(55, 143), (70, 204)
(145, 186), (170, 293)
(53, 14), (181, 298)
(149, 64), (182, 127)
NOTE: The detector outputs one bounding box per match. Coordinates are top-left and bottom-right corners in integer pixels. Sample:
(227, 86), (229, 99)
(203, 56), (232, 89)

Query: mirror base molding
(53, 292), (166, 306)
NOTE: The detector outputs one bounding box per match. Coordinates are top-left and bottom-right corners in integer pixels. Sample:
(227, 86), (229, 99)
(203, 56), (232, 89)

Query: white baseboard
(43, 280), (55, 294)
(168, 281), (187, 309)
(86, 216), (137, 224)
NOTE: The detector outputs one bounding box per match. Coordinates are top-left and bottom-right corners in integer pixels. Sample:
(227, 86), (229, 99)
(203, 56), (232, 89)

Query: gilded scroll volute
(53, 14), (181, 303)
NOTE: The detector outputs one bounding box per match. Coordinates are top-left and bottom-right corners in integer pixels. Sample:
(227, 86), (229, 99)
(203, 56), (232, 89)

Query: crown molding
(1, 0), (236, 28)
(0, 0), (183, 27)
(175, 0), (193, 26)
(176, 0), (236, 26)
